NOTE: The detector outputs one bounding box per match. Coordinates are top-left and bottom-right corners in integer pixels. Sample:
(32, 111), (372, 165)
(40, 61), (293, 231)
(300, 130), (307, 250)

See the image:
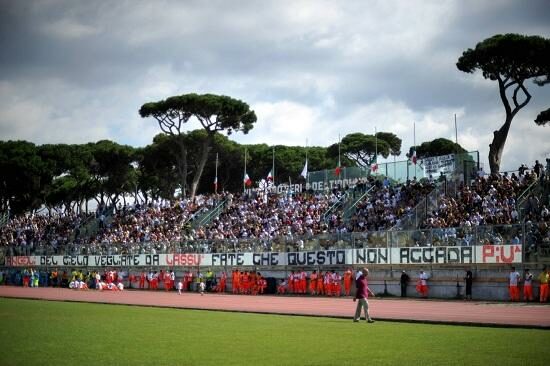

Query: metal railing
(4, 222), (548, 263)
(193, 199), (227, 228)
(516, 178), (541, 220)
(0, 210), (9, 229)
(342, 186), (374, 221)
(392, 182), (442, 230)
(322, 192), (350, 223)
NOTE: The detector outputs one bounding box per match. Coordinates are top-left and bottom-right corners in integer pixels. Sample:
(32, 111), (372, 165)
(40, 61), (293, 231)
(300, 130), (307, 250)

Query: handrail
(517, 178), (539, 204)
(516, 178), (540, 220)
(0, 210), (9, 229)
(194, 199), (227, 228)
(342, 185), (374, 219)
(182, 206), (208, 227)
(322, 192), (349, 222)
(3, 221), (536, 257)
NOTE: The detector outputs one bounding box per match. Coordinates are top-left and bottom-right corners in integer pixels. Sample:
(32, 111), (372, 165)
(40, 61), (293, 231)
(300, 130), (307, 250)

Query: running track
(1, 286), (549, 329)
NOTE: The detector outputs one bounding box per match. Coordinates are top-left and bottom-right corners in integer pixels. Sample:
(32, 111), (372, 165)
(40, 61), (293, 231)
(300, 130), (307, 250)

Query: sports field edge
(2, 294), (548, 331)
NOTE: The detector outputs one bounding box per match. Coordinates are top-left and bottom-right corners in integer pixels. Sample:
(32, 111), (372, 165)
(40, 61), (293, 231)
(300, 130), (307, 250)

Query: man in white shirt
(508, 267), (520, 302)
(417, 270), (429, 298)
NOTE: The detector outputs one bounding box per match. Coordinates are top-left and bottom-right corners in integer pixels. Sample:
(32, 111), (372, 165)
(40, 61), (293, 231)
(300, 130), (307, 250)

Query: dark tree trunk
(175, 135), (188, 197)
(488, 116), (512, 175)
(190, 135), (212, 200)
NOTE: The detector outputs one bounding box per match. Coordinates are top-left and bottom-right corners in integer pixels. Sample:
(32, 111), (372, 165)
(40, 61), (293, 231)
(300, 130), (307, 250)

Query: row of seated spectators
(345, 177), (435, 232)
(1, 163), (548, 256)
(0, 178), (426, 254)
(421, 171), (546, 229)
(0, 212), (92, 256)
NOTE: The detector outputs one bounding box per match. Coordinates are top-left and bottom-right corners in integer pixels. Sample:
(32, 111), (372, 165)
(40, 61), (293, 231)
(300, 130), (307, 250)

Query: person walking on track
(353, 267), (375, 323)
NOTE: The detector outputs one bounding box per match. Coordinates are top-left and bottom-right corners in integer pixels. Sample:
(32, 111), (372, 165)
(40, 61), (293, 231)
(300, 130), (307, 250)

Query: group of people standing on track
(231, 270), (267, 295)
(508, 266), (549, 302)
(277, 269), (354, 296)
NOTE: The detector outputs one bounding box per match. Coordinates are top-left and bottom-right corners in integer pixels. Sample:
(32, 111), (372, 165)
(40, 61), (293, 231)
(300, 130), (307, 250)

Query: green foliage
(86, 140), (138, 204)
(535, 107), (550, 126)
(0, 141), (47, 214)
(328, 133), (391, 168)
(136, 134), (180, 200)
(1, 298), (548, 366)
(457, 33), (550, 173)
(376, 132), (402, 156)
(139, 93), (257, 136)
(140, 93), (258, 198)
(409, 138), (467, 159)
(457, 34), (550, 83)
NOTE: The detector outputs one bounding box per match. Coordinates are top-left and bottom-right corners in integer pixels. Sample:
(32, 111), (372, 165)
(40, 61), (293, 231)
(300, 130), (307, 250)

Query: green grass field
(0, 298), (548, 366)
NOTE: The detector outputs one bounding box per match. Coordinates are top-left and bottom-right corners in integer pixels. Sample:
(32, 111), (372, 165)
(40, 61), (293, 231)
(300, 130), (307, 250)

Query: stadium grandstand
(1, 153), (549, 301)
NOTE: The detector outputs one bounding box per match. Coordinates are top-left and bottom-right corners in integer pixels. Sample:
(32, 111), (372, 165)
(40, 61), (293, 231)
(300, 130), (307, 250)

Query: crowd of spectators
(347, 178), (435, 232)
(422, 168), (543, 228)
(1, 160), (549, 256)
(0, 212), (90, 256)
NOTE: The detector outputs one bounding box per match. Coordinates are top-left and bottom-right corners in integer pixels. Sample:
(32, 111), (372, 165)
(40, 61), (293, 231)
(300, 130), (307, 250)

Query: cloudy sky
(0, 0), (549, 171)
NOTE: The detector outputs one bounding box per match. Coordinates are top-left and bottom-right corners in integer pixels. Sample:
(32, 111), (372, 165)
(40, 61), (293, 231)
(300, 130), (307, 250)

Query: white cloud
(237, 101), (320, 146)
(1, 0), (549, 174)
(41, 18), (100, 40)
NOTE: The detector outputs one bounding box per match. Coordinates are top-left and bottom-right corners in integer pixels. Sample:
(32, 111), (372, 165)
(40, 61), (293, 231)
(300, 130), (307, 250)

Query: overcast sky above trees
(0, 0), (549, 171)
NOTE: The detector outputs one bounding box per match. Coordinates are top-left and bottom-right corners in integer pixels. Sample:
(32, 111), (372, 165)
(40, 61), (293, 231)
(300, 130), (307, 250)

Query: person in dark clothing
(464, 269), (473, 300)
(400, 270), (410, 297)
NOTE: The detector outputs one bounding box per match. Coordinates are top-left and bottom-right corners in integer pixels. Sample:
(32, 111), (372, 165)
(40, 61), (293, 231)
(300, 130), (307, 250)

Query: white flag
(300, 159), (308, 178)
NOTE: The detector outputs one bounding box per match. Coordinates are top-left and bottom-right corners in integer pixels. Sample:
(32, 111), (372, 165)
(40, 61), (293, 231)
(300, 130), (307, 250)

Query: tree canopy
(535, 108), (550, 126)
(409, 138), (467, 160)
(139, 93), (257, 198)
(327, 132), (392, 168)
(456, 33), (550, 174)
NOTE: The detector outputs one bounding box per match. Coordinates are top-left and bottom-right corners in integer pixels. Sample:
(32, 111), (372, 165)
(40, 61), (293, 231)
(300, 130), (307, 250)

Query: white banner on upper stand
(4, 245), (522, 268)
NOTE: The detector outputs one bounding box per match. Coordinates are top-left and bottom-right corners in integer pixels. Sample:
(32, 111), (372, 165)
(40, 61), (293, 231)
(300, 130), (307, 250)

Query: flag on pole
(214, 152), (219, 192)
(267, 169), (273, 181)
(300, 160), (308, 179)
(243, 173), (252, 187)
(335, 165), (341, 177)
(370, 162), (378, 173)
(411, 121), (417, 165)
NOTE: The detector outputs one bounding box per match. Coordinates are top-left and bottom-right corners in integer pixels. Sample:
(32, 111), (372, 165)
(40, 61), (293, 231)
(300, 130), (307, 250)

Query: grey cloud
(0, 0), (549, 171)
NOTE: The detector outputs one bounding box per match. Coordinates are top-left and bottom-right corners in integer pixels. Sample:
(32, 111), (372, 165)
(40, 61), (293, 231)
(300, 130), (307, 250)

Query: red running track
(1, 286), (549, 329)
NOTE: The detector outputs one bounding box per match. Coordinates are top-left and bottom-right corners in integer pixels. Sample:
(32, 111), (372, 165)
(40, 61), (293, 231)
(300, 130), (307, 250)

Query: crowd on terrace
(1, 161), (549, 256)
(422, 170), (541, 229)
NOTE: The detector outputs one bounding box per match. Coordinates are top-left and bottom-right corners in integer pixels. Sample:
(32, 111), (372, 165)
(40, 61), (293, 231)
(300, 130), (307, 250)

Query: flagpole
(306, 139), (309, 186)
(454, 113), (459, 155)
(289, 176), (292, 195)
(338, 134), (341, 169)
(413, 121), (416, 175)
(375, 126), (378, 160)
(272, 146), (275, 185)
(243, 147), (247, 193)
(215, 152), (219, 194)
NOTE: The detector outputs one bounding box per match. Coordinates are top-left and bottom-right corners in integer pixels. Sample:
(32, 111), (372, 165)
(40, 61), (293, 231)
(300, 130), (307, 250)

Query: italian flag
(243, 173), (252, 187)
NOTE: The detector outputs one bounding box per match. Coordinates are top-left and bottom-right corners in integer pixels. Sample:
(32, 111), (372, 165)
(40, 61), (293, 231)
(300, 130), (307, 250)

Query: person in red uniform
(343, 268), (353, 296)
(316, 271), (324, 295)
(288, 271), (295, 294)
(299, 270), (307, 294)
(164, 271), (171, 291)
(219, 271), (227, 293)
(232, 270), (240, 294)
(309, 270), (318, 295)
